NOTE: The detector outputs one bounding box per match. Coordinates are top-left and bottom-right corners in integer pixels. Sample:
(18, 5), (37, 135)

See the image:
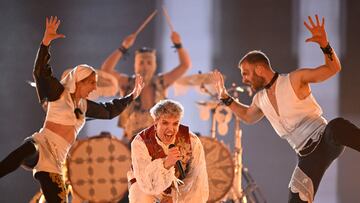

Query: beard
(250, 74), (266, 92)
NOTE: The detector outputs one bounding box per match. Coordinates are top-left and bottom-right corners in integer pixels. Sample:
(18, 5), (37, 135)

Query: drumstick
(162, 6), (174, 32)
(135, 10), (158, 36)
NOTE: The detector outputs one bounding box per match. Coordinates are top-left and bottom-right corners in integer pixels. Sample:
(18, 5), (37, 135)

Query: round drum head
(199, 136), (234, 203)
(67, 133), (131, 202)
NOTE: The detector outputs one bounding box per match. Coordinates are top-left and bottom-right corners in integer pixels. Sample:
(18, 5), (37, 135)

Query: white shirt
(128, 133), (209, 203)
(252, 74), (326, 152)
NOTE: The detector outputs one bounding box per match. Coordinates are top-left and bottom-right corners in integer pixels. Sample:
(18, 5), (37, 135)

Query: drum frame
(66, 132), (130, 202)
(199, 136), (235, 203)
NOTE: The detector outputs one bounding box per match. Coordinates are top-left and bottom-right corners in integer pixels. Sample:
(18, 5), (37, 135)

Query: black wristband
(126, 94), (134, 103)
(220, 96), (234, 106)
(172, 43), (182, 49)
(320, 43), (333, 61)
(118, 46), (128, 55)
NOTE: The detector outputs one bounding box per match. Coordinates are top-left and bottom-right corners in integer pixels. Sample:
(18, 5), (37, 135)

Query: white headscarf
(60, 64), (96, 93)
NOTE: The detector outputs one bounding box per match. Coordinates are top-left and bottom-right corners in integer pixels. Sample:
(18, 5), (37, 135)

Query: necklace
(264, 72), (279, 89)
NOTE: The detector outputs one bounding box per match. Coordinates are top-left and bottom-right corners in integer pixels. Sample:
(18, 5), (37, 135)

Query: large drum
(67, 132), (131, 202)
(199, 136), (234, 203)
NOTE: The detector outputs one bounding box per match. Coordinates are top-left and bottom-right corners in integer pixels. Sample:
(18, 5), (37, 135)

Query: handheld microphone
(169, 144), (186, 180)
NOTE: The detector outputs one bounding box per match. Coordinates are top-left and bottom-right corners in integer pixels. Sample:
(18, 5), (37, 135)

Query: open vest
(118, 75), (167, 139)
(140, 124), (192, 179)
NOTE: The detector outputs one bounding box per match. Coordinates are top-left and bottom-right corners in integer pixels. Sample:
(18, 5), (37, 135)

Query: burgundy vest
(133, 124), (192, 195)
(139, 124), (192, 179)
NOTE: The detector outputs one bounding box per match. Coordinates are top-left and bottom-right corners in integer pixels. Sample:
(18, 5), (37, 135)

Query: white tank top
(45, 89), (87, 134)
(252, 74), (327, 152)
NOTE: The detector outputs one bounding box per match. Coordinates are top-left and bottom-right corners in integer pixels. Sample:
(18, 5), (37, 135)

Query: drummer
(128, 99), (208, 203)
(101, 19), (192, 142)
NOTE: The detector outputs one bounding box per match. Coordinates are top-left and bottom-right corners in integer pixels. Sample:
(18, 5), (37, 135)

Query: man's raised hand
(304, 14), (328, 47)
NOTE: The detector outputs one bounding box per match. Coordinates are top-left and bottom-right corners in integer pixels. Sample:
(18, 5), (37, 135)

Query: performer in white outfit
(128, 99), (209, 203)
(212, 15), (360, 203)
(0, 16), (144, 203)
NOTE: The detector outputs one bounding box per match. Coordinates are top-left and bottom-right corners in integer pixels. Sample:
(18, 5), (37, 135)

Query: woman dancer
(0, 16), (144, 202)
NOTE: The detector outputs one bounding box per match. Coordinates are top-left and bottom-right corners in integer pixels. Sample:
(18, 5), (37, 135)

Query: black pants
(289, 117), (360, 203)
(0, 139), (68, 203)
(35, 171), (68, 203)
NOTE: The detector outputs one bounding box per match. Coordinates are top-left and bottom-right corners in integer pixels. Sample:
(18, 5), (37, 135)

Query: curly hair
(150, 99), (184, 120)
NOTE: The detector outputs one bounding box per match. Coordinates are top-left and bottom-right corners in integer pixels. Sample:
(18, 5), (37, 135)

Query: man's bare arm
(162, 32), (191, 87)
(211, 70), (264, 124)
(100, 34), (136, 85)
(295, 15), (341, 85)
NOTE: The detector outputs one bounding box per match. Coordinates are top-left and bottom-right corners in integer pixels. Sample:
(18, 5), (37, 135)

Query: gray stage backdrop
(0, 0), (359, 202)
